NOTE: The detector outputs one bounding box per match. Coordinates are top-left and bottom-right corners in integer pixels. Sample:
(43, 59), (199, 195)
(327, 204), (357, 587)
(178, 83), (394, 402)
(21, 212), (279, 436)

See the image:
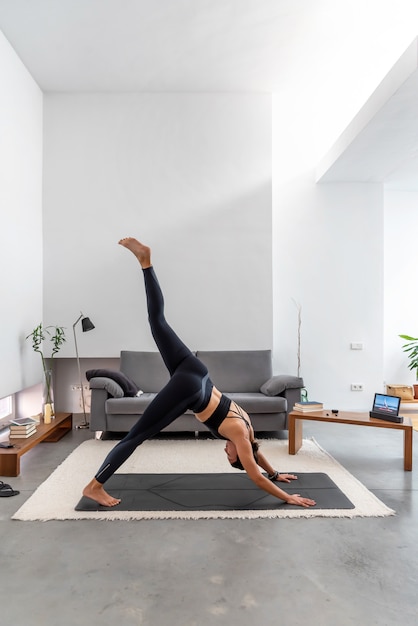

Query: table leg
(0, 452), (19, 477)
(404, 427), (413, 471)
(288, 416), (303, 454)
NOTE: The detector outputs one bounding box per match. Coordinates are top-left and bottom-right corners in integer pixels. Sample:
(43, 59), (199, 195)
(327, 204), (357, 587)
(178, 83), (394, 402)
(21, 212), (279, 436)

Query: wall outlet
(351, 383), (364, 391)
(70, 384), (92, 413)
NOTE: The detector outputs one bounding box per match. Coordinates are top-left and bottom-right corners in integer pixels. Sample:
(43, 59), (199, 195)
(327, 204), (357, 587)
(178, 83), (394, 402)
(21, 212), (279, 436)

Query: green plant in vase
(26, 323), (66, 419)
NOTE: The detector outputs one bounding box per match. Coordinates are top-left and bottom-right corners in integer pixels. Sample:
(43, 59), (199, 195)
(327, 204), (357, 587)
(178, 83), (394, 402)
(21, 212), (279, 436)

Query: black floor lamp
(73, 313), (95, 429)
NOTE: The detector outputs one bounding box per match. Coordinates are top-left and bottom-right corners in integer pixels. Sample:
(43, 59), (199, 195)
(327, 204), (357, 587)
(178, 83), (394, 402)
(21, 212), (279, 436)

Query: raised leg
(119, 237), (192, 375)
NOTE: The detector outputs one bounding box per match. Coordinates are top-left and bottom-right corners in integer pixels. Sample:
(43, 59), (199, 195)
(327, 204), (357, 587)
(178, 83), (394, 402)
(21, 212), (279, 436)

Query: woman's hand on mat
(286, 494), (316, 507)
(276, 473), (298, 483)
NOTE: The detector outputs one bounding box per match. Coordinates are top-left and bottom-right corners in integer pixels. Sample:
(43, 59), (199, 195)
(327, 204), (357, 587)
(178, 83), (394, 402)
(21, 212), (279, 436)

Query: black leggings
(95, 266), (210, 483)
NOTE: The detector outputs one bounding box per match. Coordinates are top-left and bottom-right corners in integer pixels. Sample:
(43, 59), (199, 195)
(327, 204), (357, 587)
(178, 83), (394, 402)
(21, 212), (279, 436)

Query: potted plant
(399, 334), (418, 398)
(26, 323), (66, 420)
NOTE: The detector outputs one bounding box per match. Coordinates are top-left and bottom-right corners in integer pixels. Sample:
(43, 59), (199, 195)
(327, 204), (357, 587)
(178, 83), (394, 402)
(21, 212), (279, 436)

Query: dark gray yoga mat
(75, 472), (354, 511)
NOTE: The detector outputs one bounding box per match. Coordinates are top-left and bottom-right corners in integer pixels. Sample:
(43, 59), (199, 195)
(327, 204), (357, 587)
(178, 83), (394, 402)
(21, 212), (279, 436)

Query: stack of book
(293, 401), (324, 412)
(9, 417), (38, 438)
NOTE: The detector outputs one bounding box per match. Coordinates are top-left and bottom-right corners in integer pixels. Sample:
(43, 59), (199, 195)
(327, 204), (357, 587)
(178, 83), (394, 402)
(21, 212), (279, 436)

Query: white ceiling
(0, 0), (319, 92)
(1, 0), (418, 189)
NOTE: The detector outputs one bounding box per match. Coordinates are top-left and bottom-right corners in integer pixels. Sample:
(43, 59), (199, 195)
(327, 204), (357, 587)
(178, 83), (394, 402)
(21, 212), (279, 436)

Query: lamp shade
(81, 317), (95, 332)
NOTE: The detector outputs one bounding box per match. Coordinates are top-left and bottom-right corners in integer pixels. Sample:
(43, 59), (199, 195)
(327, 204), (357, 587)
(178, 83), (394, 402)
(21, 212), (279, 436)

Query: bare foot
(83, 478), (121, 507)
(119, 237), (152, 268)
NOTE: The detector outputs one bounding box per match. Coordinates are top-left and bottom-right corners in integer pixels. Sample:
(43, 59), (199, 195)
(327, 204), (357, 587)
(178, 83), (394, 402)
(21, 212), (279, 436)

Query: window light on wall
(0, 395), (14, 426)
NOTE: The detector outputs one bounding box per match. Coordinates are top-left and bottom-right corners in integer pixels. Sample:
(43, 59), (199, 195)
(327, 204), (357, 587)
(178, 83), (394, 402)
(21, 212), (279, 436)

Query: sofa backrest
(120, 351), (169, 392)
(120, 350), (273, 394)
(196, 350), (272, 392)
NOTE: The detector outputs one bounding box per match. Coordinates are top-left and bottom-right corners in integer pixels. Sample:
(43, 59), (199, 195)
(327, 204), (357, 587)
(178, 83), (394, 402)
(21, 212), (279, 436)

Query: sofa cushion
(120, 351), (170, 392)
(105, 393), (285, 416)
(88, 376), (124, 398)
(106, 395), (194, 415)
(196, 350), (272, 392)
(86, 369), (139, 397)
(227, 392), (286, 414)
(260, 375), (304, 397)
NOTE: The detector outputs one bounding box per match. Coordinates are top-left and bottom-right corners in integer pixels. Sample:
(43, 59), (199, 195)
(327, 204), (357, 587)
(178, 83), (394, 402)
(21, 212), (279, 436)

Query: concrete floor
(1, 418), (417, 626)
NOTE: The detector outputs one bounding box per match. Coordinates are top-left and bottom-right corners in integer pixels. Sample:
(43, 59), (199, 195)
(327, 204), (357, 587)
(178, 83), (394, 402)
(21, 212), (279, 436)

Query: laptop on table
(370, 393), (403, 423)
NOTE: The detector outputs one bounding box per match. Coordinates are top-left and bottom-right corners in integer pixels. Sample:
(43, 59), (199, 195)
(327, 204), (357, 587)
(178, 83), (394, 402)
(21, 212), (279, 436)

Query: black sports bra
(203, 395), (251, 439)
(203, 394), (231, 435)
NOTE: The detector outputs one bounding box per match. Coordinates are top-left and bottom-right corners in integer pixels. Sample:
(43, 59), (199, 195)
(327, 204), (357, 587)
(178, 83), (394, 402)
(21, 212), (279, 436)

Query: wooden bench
(0, 412), (73, 477)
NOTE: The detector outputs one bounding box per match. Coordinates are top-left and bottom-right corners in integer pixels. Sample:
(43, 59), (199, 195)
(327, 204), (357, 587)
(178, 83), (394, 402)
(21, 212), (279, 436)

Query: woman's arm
(255, 449), (298, 484)
(234, 439), (316, 508)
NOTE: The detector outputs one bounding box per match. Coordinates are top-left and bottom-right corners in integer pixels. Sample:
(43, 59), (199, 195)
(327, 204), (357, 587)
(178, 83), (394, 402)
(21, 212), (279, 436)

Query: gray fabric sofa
(88, 350), (304, 435)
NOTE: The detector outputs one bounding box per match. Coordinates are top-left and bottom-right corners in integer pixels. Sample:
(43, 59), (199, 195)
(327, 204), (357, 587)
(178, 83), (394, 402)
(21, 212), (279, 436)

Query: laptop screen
(372, 393), (401, 416)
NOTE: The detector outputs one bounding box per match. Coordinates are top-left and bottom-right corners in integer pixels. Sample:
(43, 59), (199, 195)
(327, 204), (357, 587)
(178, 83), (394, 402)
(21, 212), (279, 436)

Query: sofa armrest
(89, 377), (124, 432)
(260, 375), (304, 428)
(281, 386), (303, 421)
(260, 375), (304, 397)
(89, 388), (109, 432)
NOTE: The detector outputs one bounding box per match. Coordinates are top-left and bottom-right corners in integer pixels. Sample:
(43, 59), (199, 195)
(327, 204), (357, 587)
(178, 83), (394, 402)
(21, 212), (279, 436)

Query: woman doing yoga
(82, 238), (316, 509)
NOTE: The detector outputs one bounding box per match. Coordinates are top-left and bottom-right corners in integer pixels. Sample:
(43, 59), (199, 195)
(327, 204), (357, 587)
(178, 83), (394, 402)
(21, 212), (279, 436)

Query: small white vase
(42, 369), (55, 422)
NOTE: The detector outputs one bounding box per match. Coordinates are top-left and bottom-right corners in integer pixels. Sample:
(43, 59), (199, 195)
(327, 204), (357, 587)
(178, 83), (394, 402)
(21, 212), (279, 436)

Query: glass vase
(43, 369), (55, 423)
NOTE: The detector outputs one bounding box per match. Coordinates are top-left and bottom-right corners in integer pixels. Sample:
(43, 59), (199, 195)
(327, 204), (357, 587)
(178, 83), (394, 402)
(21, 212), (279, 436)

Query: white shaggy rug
(12, 438), (395, 521)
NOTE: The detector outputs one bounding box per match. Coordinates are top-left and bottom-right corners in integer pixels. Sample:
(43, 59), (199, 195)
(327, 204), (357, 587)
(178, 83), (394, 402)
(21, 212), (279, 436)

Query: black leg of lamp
(73, 313), (95, 429)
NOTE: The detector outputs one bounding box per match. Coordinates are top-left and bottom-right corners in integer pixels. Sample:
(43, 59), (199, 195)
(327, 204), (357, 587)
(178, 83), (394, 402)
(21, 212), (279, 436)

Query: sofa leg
(195, 430), (199, 439)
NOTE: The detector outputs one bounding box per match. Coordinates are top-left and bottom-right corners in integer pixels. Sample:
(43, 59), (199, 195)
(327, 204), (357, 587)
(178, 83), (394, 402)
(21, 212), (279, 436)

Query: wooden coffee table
(0, 412), (73, 477)
(288, 409), (413, 471)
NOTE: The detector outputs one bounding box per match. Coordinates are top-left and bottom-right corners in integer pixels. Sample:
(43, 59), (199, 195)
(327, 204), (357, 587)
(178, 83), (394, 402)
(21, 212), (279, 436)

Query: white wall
(43, 94), (272, 357)
(384, 189), (418, 386)
(272, 93), (384, 410)
(0, 31), (43, 399)
(2, 15), (416, 413)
